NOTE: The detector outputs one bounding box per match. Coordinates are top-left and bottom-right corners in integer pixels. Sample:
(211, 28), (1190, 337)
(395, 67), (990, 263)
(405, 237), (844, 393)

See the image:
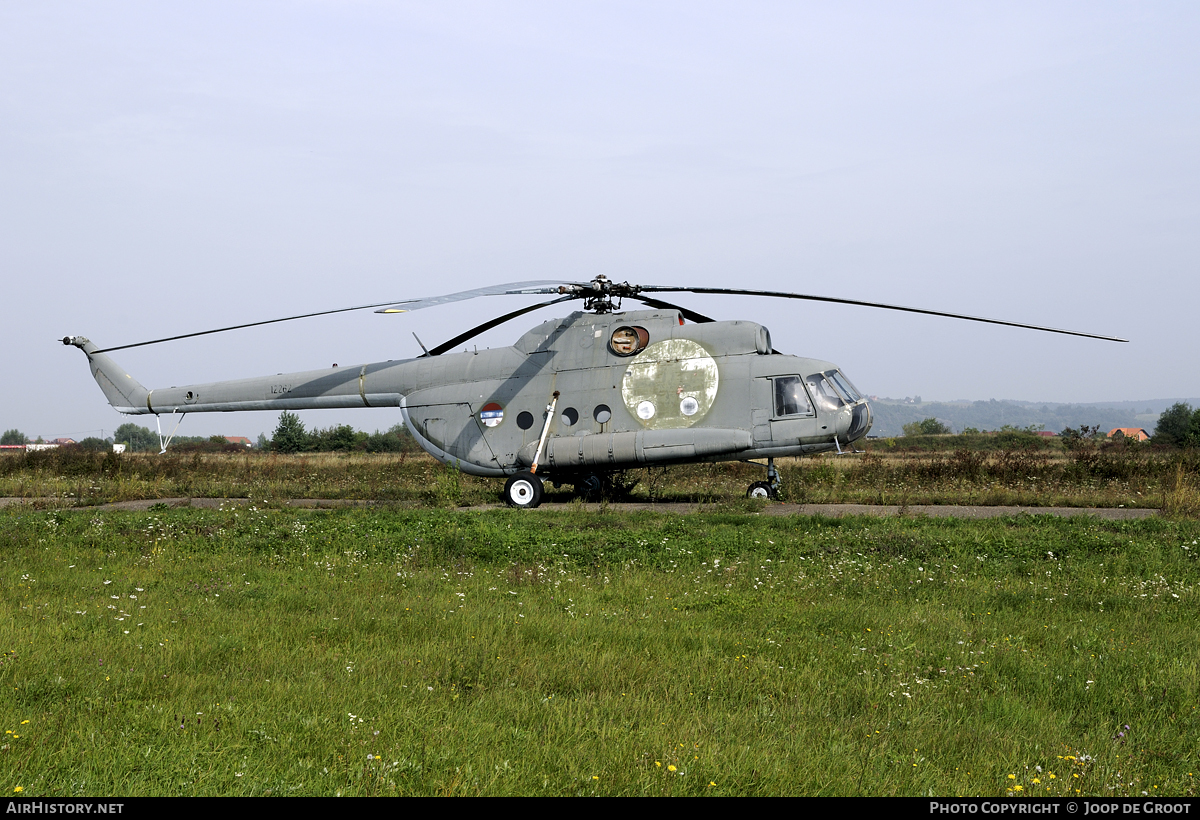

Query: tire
(504, 472), (543, 508)
(577, 474), (604, 502)
(746, 481), (776, 500)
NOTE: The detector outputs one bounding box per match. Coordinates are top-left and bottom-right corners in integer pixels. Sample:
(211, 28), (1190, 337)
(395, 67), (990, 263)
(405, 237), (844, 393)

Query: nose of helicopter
(844, 401), (872, 443)
(833, 401), (871, 444)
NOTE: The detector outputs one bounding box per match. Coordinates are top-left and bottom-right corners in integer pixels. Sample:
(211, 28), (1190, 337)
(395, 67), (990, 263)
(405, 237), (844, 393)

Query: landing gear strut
(746, 457), (781, 500)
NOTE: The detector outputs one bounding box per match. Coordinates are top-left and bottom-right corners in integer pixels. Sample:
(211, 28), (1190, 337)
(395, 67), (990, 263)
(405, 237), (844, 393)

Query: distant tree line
(901, 418), (1044, 437)
(114, 423), (157, 452)
(870, 399), (1150, 438)
(894, 403), (1200, 449)
(115, 415), (422, 454)
(2, 418), (421, 455)
(1154, 403), (1200, 448)
(269, 411), (421, 454)
(111, 423), (232, 453)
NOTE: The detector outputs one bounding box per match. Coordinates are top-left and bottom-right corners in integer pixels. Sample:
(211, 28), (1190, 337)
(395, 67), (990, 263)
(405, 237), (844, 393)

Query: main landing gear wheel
(747, 481), (777, 500)
(504, 472), (544, 508)
(577, 474), (604, 502)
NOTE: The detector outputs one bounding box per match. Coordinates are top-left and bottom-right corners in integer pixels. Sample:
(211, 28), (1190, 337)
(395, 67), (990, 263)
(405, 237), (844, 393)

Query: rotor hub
(560, 275), (642, 314)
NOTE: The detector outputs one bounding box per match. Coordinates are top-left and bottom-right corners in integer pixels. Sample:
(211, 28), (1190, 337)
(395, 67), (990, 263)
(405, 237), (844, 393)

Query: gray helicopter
(64, 277), (1126, 507)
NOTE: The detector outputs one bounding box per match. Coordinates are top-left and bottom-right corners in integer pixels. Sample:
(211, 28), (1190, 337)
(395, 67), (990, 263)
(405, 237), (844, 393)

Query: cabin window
(773, 376), (813, 417)
(593, 405), (612, 424)
(516, 411), (535, 430)
(561, 407), (579, 426)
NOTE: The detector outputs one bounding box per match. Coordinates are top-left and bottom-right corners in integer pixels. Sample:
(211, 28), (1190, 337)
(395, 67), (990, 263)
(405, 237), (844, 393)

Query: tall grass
(2, 507), (1198, 795)
(1163, 465), (1200, 519)
(2, 445), (1199, 511)
(781, 447), (1200, 511)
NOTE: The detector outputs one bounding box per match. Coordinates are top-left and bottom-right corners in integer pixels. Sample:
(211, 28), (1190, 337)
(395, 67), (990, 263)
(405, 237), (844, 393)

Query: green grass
(4, 446), (1199, 509)
(2, 506), (1199, 795)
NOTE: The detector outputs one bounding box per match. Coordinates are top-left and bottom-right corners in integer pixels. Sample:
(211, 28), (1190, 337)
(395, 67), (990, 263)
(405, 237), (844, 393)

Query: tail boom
(64, 336), (408, 415)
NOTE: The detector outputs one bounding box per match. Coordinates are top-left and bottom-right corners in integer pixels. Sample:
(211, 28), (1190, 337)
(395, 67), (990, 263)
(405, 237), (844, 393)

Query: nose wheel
(746, 481), (777, 500)
(504, 472), (544, 508)
(746, 457), (781, 500)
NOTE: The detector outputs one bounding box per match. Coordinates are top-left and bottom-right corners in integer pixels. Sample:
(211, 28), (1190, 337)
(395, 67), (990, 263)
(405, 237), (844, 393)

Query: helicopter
(63, 276), (1126, 507)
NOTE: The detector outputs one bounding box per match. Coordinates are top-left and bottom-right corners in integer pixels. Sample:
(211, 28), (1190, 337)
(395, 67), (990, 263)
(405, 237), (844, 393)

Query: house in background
(225, 436), (253, 447)
(1107, 427), (1151, 442)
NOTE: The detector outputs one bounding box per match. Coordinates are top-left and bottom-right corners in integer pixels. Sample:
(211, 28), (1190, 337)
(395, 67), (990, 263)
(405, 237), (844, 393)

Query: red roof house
(1107, 428), (1150, 442)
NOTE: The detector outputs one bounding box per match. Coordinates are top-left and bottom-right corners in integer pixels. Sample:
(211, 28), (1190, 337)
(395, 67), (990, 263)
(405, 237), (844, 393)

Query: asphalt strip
(0, 497), (1158, 519)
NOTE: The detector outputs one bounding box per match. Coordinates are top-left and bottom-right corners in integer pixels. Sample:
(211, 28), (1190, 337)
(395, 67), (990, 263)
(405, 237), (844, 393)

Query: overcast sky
(3, 2), (1197, 442)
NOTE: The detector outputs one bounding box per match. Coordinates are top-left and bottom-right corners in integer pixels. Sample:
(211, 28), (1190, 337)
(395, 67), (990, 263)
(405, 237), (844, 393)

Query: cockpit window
(773, 376), (813, 417)
(806, 373), (846, 410)
(828, 370), (862, 402)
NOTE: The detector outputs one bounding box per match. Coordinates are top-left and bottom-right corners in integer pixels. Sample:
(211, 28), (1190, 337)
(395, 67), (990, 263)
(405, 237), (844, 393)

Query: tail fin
(63, 336), (151, 414)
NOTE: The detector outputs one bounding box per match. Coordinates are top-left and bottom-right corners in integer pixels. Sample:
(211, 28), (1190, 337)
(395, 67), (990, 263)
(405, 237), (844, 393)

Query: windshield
(828, 370), (862, 402)
(805, 373), (845, 410)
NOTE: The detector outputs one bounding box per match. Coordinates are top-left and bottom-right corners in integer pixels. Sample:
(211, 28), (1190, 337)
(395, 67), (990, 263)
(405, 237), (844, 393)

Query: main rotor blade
(636, 286), (1129, 342)
(375, 281), (582, 314)
(629, 295), (718, 324)
(427, 295), (579, 356)
(92, 281), (582, 354)
(92, 299), (414, 353)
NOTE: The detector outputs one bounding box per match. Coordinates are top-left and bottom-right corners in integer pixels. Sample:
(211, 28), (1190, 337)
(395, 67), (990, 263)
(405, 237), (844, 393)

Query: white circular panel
(621, 339), (719, 429)
(636, 401), (656, 420)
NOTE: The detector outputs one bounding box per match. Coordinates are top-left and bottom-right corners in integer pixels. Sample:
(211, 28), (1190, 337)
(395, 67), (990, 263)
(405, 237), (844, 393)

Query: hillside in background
(867, 397), (1200, 438)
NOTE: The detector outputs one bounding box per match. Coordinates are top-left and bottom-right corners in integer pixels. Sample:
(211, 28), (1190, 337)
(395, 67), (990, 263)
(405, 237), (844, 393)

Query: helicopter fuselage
(66, 308), (872, 478)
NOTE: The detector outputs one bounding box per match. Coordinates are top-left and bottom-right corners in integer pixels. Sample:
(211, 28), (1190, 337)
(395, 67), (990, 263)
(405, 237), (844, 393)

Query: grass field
(3, 504), (1198, 796)
(3, 444), (1199, 510)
